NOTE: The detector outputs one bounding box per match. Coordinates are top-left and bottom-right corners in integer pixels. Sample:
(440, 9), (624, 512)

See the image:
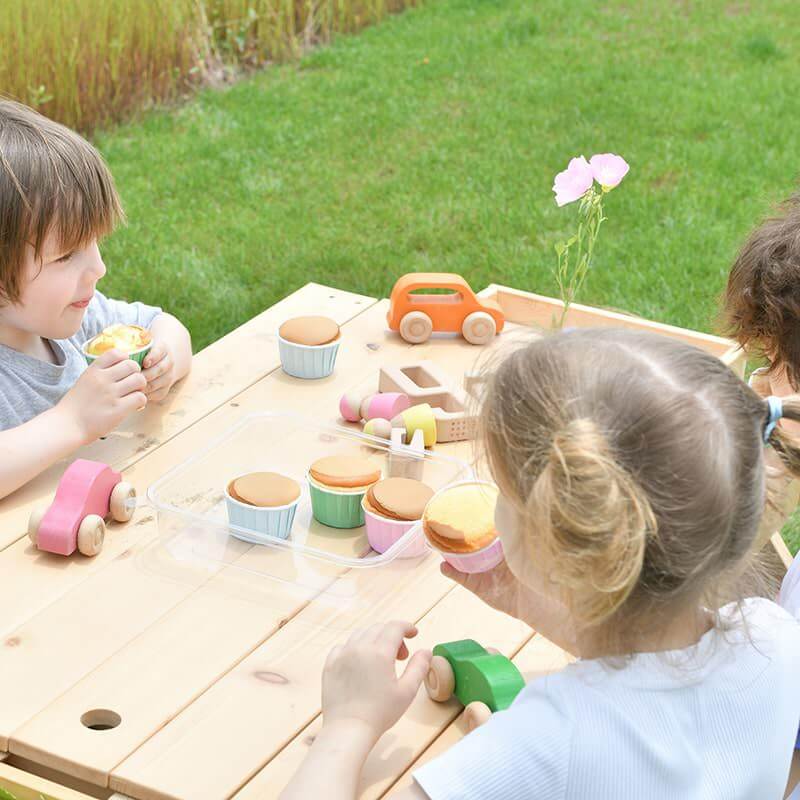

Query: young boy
(0, 100), (192, 499)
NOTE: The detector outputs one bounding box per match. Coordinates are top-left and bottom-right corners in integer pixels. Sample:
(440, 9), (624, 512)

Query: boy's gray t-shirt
(0, 291), (162, 430)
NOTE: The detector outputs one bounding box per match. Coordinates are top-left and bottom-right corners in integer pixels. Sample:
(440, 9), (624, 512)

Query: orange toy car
(387, 273), (505, 345)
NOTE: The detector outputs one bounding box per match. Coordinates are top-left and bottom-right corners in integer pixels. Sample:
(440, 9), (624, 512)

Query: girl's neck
(576, 605), (714, 660)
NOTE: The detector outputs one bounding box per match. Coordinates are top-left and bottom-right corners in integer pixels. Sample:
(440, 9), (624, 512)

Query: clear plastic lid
(144, 413), (474, 608)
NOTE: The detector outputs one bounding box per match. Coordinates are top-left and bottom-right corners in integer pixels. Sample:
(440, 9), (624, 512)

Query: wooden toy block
(379, 361), (477, 443)
(27, 459), (136, 557)
(386, 273), (505, 345)
(387, 427), (425, 481)
(425, 639), (525, 732)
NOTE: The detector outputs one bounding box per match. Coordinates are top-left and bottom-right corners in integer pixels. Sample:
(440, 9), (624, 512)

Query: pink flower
(589, 153), (629, 191)
(552, 156), (594, 207)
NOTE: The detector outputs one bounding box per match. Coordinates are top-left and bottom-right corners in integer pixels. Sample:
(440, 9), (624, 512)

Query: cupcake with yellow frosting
(423, 481), (504, 573)
(83, 324), (152, 366)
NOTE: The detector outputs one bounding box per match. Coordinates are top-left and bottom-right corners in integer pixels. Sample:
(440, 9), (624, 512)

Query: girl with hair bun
(283, 329), (800, 800)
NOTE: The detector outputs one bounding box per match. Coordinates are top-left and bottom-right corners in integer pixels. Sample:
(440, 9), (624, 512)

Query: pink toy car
(28, 459), (136, 557)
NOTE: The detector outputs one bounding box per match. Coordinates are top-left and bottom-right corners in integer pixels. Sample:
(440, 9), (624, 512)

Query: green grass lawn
(94, 0), (800, 547)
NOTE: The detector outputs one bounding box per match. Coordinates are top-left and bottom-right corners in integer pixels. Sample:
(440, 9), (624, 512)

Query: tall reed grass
(0, 0), (418, 133)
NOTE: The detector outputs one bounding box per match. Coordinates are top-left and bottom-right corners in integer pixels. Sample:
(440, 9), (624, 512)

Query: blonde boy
(0, 100), (192, 498)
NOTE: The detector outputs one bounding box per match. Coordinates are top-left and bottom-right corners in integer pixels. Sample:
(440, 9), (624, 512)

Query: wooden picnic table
(0, 282), (773, 800)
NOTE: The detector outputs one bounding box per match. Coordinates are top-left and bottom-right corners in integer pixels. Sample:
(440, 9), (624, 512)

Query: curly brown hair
(723, 193), (800, 388)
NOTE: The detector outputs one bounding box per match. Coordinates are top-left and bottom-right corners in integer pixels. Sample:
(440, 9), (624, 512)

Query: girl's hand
(440, 560), (523, 617)
(142, 340), (177, 402)
(441, 561), (579, 655)
(322, 621), (432, 744)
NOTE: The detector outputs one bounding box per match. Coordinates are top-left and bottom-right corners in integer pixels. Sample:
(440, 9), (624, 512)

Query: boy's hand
(141, 340), (177, 403)
(57, 349), (147, 444)
(321, 621), (431, 745)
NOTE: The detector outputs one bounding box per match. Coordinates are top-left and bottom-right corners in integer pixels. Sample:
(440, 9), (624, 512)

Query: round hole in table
(81, 709), (122, 731)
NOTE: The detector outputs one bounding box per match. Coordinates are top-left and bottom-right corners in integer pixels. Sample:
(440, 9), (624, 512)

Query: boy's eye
(54, 252), (74, 263)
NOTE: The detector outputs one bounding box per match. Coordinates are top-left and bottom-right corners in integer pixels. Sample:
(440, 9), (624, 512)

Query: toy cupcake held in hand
(83, 323), (152, 366)
(423, 481), (503, 573)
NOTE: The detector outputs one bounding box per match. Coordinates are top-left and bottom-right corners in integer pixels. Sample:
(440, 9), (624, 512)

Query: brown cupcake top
(228, 472), (301, 507)
(309, 455), (381, 489)
(365, 478), (434, 521)
(279, 316), (340, 346)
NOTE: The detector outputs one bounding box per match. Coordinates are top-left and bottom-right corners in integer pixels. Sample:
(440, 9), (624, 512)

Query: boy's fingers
(118, 372), (148, 397)
(92, 348), (129, 368)
(143, 356), (169, 381)
(399, 649), (432, 697)
(120, 391), (148, 413)
(143, 373), (170, 394)
(142, 344), (166, 370)
(105, 357), (141, 380)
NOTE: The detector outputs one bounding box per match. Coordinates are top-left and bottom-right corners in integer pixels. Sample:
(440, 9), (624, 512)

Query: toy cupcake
(225, 472), (301, 540)
(423, 481), (503, 573)
(83, 323), (152, 366)
(307, 455), (381, 529)
(278, 316), (341, 379)
(362, 477), (434, 557)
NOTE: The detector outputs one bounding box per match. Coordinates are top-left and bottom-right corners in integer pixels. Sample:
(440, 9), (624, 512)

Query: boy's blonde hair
(481, 329), (800, 639)
(0, 99), (123, 304)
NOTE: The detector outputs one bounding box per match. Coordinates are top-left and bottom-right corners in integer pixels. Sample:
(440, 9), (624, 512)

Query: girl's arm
(280, 621), (432, 800)
(141, 313), (192, 402)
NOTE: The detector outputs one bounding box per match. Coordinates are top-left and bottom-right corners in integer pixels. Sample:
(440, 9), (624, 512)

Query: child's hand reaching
(322, 621), (432, 745)
(141, 340), (178, 402)
(56, 349), (147, 444)
(280, 622), (430, 800)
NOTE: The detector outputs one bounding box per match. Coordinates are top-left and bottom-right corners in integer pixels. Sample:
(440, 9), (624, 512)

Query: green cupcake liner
(308, 479), (366, 529)
(84, 342), (151, 367)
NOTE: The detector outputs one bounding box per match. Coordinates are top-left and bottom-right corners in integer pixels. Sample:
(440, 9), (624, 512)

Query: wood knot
(304, 735), (316, 746)
(253, 670), (289, 685)
(5, 636), (21, 647)
(366, 342), (380, 351)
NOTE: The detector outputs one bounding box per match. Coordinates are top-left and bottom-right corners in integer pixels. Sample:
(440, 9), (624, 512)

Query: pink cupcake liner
(438, 537), (504, 574)
(362, 502), (428, 558)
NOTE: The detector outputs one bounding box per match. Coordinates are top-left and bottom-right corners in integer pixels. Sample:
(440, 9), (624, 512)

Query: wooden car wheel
(464, 701), (492, 732)
(28, 506), (46, 546)
(461, 312), (496, 345)
(77, 515), (106, 557)
(399, 311), (433, 345)
(110, 481), (136, 523)
(425, 655), (455, 702)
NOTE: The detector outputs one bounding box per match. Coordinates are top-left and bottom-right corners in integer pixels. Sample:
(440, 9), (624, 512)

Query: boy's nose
(87, 243), (107, 280)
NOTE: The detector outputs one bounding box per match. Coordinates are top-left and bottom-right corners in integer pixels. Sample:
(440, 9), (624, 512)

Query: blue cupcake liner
(225, 494), (299, 540)
(278, 336), (340, 379)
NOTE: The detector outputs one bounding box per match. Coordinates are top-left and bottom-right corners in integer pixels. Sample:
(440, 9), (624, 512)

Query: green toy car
(424, 639), (525, 731)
